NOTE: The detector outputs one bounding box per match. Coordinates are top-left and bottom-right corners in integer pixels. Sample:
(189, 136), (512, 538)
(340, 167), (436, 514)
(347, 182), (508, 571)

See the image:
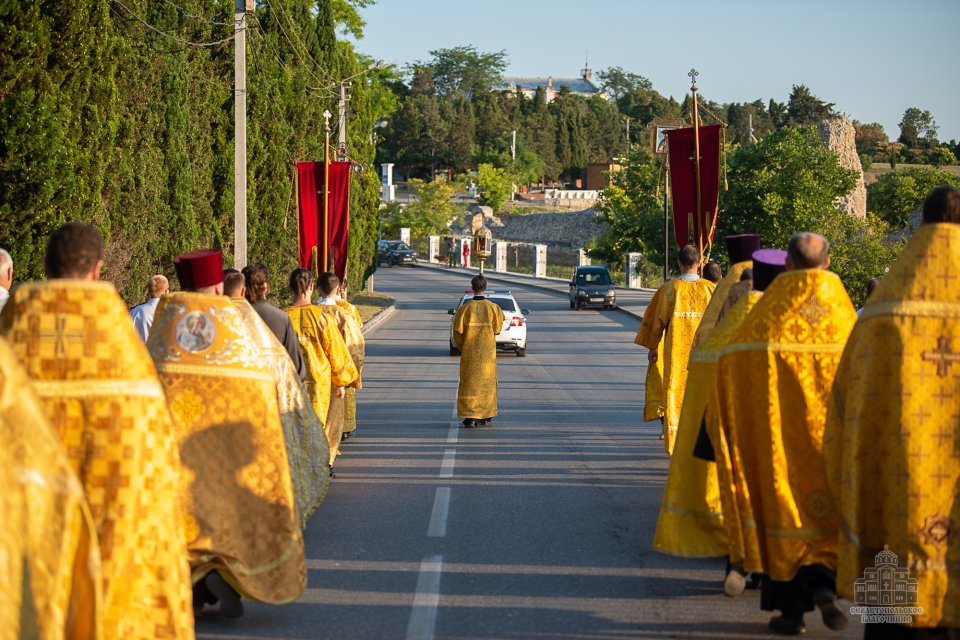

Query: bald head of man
(786, 232), (830, 271)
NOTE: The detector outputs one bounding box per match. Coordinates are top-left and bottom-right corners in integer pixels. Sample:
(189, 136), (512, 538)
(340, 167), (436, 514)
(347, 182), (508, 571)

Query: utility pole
(511, 130), (516, 161)
(233, 1), (250, 270)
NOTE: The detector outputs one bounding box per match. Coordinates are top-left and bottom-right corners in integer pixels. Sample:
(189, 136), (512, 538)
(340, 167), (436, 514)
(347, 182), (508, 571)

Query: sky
(350, 0), (960, 142)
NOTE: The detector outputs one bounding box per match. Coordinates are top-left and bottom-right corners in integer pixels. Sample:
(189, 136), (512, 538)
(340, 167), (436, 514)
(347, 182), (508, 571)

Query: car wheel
(516, 348), (526, 357)
(608, 303), (617, 310)
(575, 299), (582, 311)
(450, 345), (460, 356)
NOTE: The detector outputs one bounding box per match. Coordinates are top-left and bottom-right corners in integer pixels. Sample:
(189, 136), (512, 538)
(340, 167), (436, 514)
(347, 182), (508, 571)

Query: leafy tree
(476, 163), (511, 213)
(383, 179), (459, 237)
(930, 146), (956, 168)
(853, 121), (888, 157)
(867, 167), (960, 228)
(596, 67), (652, 103)
(618, 88), (681, 127)
(590, 147), (668, 273)
(898, 107), (938, 148)
(726, 100), (776, 144)
(785, 85), (835, 125)
(419, 45), (507, 96)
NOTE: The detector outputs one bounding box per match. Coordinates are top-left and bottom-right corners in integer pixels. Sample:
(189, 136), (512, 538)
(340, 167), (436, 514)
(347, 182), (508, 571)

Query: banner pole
(322, 110), (332, 274)
(663, 155), (669, 282)
(689, 69), (703, 271)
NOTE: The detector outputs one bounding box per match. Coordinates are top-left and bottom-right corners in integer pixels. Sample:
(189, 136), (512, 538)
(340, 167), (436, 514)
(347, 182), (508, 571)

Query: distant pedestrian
(462, 240), (470, 268)
(453, 275), (503, 428)
(446, 237), (455, 267)
(129, 274), (169, 342)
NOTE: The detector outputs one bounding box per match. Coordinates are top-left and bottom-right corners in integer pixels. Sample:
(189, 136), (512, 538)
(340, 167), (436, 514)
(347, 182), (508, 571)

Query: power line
(111, 0), (236, 48)
(158, 0), (233, 27)
(260, 0), (336, 87)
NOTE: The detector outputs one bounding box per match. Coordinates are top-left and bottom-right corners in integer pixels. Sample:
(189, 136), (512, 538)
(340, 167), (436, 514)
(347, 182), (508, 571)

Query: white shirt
(317, 296), (337, 306)
(0, 285), (8, 316)
(679, 273), (701, 282)
(130, 297), (160, 343)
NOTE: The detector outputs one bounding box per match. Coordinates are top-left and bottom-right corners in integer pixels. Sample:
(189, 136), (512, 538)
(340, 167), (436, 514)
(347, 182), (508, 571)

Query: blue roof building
(495, 66), (605, 102)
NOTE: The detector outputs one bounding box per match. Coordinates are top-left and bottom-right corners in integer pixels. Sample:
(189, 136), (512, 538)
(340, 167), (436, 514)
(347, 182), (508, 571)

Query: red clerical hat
(751, 249), (787, 292)
(724, 234), (761, 264)
(174, 249), (223, 290)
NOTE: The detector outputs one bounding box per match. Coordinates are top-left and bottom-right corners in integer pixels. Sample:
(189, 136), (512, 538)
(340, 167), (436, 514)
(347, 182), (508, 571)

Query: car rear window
(460, 296), (517, 312)
(577, 271), (611, 285)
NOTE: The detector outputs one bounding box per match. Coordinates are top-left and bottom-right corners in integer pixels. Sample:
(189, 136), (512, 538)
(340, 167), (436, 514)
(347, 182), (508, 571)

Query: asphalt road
(197, 266), (863, 640)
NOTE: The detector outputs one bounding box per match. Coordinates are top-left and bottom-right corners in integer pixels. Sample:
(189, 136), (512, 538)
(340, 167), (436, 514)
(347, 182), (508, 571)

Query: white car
(448, 290), (529, 357)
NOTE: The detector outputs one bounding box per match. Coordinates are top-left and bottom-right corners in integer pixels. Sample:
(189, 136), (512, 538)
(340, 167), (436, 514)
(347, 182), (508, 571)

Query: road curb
(413, 261), (648, 321)
(361, 303), (396, 335)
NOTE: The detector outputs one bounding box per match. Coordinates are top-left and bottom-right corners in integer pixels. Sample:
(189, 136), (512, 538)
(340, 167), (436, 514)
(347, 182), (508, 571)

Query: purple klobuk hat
(725, 234), (762, 264)
(751, 249), (787, 292)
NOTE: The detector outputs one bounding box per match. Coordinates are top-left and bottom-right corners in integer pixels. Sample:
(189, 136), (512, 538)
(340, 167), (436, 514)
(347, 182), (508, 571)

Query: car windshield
(389, 242), (412, 251)
(577, 271), (611, 285)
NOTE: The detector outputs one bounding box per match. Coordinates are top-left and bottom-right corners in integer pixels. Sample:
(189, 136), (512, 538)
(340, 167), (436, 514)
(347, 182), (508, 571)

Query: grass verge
(351, 291), (395, 324)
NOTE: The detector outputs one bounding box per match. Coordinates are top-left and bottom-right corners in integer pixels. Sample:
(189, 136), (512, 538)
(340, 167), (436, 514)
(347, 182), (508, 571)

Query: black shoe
(768, 615), (805, 636)
(341, 431), (354, 441)
(480, 417), (493, 425)
(463, 419), (479, 428)
(205, 572), (243, 619)
(329, 468), (336, 478)
(812, 587), (848, 631)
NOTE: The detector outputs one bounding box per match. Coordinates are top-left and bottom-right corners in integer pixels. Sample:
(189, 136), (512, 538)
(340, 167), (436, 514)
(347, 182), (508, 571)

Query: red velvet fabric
(297, 161), (351, 280)
(665, 124), (722, 250)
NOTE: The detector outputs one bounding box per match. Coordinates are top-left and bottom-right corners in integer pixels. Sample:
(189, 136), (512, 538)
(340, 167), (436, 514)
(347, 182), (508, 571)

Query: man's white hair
(0, 248), (11, 270)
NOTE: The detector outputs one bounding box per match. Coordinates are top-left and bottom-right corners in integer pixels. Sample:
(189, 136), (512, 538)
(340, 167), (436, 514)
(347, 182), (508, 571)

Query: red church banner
(297, 161), (352, 281)
(665, 124), (722, 250)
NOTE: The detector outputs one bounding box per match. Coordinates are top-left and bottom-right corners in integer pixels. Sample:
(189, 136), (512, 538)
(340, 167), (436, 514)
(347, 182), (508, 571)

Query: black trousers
(760, 563), (836, 618)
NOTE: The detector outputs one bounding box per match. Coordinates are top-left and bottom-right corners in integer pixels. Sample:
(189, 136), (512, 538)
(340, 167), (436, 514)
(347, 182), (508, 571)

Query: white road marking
(439, 449), (456, 478)
(405, 555), (443, 640)
(427, 487), (451, 538)
(446, 422), (459, 444)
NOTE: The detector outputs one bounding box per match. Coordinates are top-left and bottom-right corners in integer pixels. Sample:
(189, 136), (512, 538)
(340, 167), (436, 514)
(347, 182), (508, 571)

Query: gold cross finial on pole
(688, 68), (699, 91)
(323, 110), (332, 133)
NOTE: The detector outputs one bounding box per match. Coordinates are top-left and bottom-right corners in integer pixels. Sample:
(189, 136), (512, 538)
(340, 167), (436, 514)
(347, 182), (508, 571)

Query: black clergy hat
(724, 234), (761, 264)
(751, 249), (787, 292)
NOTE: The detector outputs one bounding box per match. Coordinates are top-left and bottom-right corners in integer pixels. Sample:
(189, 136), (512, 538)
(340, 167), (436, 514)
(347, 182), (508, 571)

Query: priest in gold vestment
(224, 273), (330, 528)
(634, 244), (714, 453)
(716, 234), (856, 635)
(336, 285), (364, 439)
(149, 250), (306, 617)
(316, 272), (364, 459)
(651, 237), (763, 564)
(0, 223), (194, 639)
(0, 336), (100, 640)
(285, 268), (359, 469)
(825, 186), (960, 635)
(637, 286), (665, 423)
(454, 274), (504, 428)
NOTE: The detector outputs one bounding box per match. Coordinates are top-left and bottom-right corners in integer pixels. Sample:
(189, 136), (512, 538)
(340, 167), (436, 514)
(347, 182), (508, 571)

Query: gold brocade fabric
(336, 300), (363, 434)
(824, 223), (960, 628)
(233, 299), (330, 528)
(318, 304), (365, 461)
(634, 278), (715, 453)
(286, 305), (358, 465)
(691, 260), (751, 350)
(148, 293), (306, 604)
(653, 289), (762, 558)
(637, 287), (665, 422)
(716, 270), (856, 581)
(702, 291), (764, 564)
(0, 281), (194, 639)
(0, 337), (101, 640)
(454, 299), (504, 419)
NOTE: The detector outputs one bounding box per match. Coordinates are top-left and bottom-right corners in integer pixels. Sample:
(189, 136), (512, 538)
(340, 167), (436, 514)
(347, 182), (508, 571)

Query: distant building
(585, 162), (623, 190)
(854, 546), (919, 606)
(496, 65), (605, 103)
